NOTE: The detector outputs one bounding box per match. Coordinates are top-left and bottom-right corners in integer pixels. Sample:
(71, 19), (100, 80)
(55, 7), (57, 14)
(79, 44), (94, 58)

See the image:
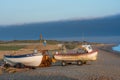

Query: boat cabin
(82, 45), (93, 53)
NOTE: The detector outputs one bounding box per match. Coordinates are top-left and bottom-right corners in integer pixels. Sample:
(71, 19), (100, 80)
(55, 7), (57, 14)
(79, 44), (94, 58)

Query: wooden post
(40, 34), (42, 45)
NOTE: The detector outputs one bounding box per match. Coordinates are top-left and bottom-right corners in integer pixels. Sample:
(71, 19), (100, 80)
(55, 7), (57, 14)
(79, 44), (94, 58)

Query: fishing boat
(3, 53), (43, 67)
(54, 45), (98, 66)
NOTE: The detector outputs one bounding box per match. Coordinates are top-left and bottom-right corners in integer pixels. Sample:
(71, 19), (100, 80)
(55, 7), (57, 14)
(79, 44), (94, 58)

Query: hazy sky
(0, 0), (120, 25)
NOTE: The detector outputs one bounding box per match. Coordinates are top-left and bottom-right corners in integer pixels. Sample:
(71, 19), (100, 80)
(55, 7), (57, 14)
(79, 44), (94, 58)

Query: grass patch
(0, 45), (25, 51)
(0, 40), (61, 45)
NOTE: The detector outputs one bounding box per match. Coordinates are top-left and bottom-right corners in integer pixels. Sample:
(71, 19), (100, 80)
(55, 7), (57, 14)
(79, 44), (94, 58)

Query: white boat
(54, 45), (98, 65)
(54, 51), (98, 61)
(3, 53), (43, 67)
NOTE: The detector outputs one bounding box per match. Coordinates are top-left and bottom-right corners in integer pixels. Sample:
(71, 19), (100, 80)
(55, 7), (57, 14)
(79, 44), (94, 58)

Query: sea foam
(112, 44), (120, 52)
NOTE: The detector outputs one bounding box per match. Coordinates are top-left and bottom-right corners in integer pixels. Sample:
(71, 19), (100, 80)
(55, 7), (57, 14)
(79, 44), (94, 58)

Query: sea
(112, 44), (120, 52)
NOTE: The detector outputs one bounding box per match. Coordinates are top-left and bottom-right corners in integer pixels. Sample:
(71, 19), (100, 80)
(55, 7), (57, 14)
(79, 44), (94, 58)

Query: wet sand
(0, 44), (120, 80)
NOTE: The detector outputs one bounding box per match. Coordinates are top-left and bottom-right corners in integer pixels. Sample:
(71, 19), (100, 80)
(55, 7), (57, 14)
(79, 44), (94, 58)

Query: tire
(14, 63), (25, 68)
(77, 61), (83, 66)
(4, 63), (11, 68)
(61, 61), (66, 66)
(83, 61), (87, 64)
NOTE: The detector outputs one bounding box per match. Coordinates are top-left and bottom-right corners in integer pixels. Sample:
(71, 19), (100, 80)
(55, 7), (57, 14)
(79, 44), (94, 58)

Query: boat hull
(4, 53), (43, 67)
(54, 51), (98, 61)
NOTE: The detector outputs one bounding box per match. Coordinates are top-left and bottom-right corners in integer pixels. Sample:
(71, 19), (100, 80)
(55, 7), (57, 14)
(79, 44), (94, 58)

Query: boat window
(77, 49), (86, 53)
(88, 46), (92, 49)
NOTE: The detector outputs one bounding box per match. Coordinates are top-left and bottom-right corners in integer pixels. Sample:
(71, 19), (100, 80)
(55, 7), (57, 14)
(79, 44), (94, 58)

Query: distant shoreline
(0, 36), (120, 44)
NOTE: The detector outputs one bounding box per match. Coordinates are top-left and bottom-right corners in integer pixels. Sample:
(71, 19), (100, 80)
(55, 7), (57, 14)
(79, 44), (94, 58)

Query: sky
(0, 0), (120, 25)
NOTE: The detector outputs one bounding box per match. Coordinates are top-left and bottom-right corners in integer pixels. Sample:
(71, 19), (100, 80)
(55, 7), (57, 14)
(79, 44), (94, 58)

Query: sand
(0, 44), (120, 80)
